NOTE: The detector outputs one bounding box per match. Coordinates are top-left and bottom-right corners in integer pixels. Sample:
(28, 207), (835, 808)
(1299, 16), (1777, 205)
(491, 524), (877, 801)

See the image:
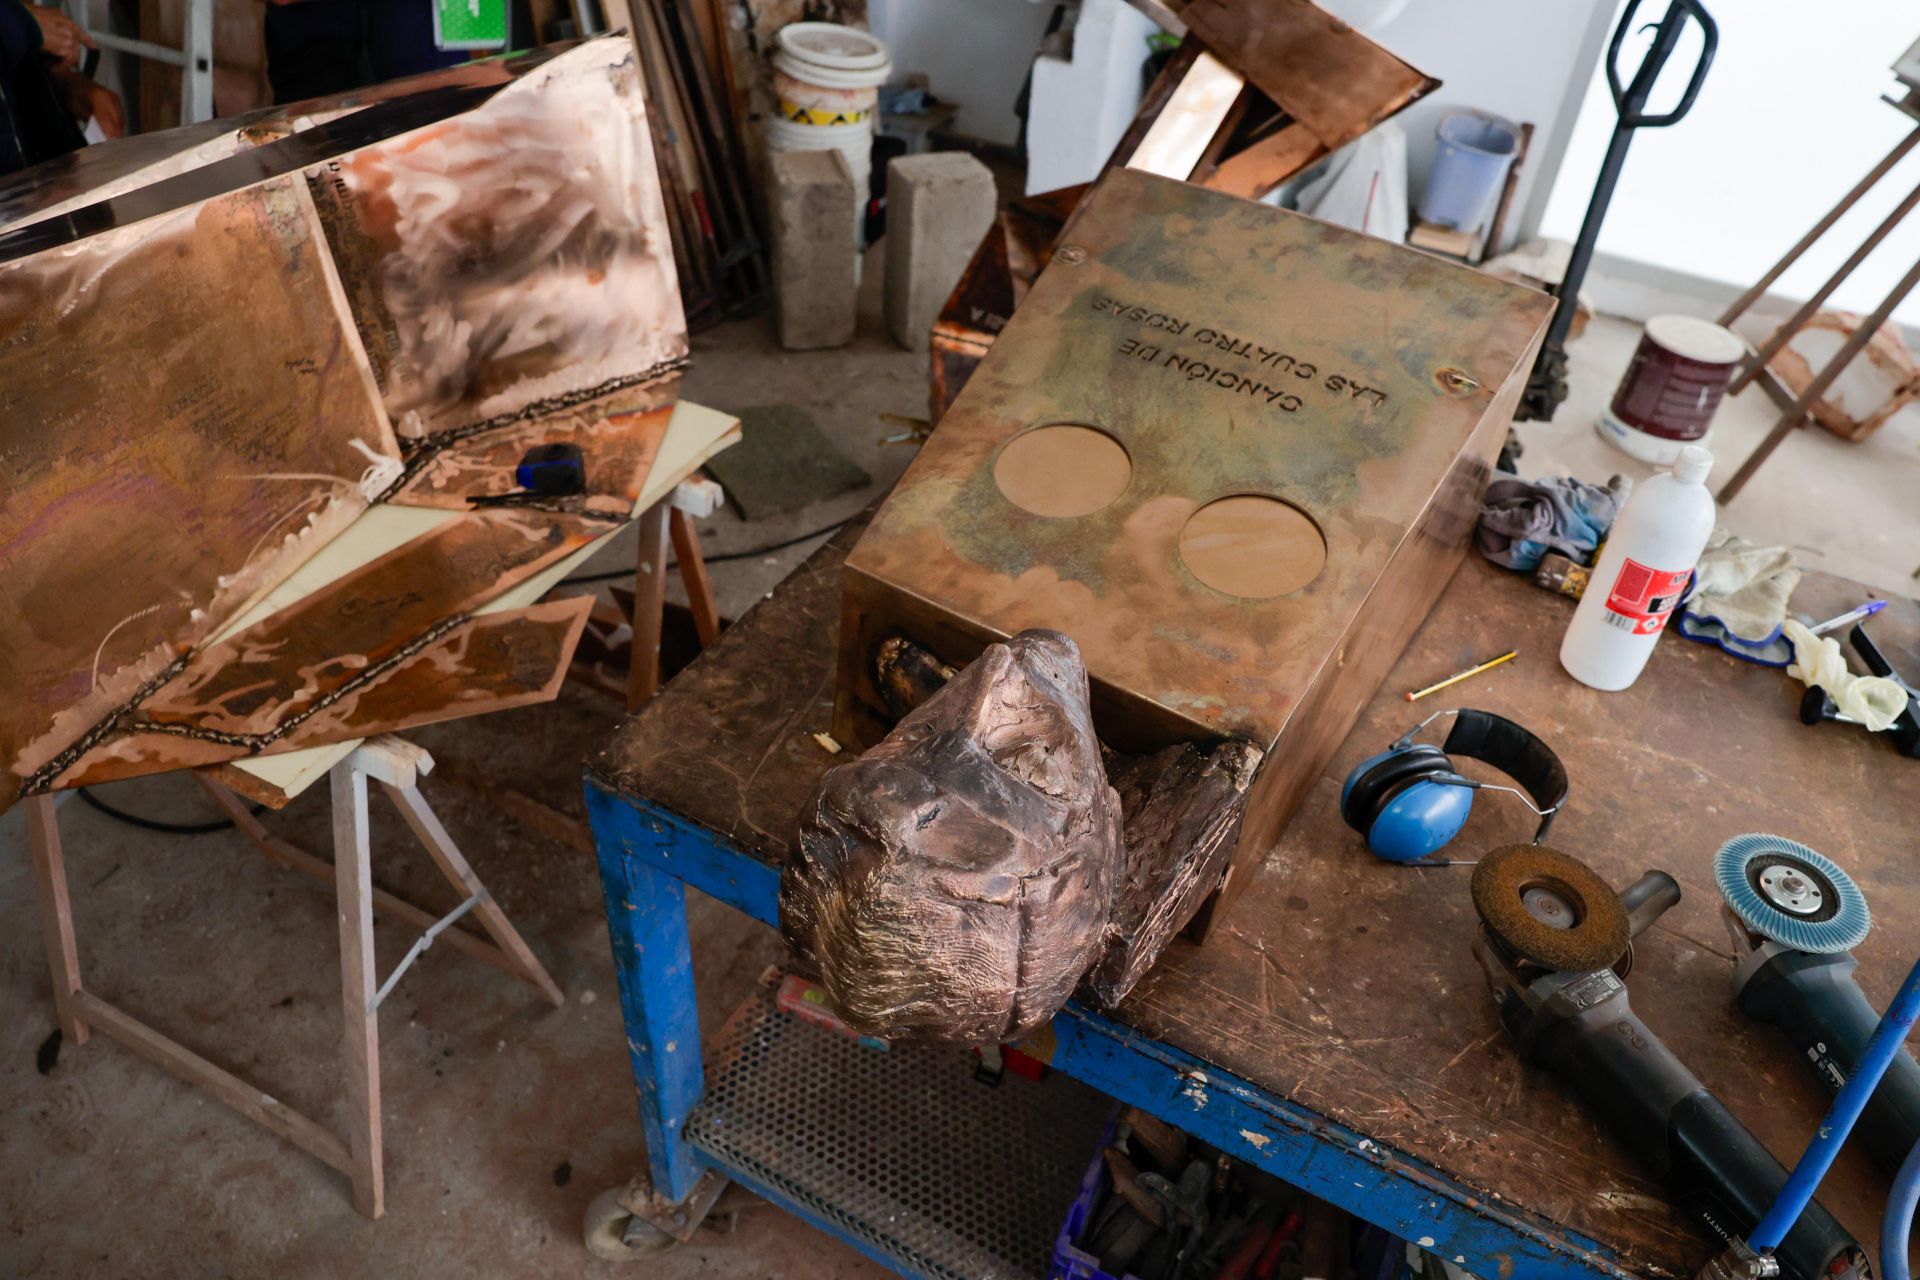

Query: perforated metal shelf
(685, 984), (1112, 1280)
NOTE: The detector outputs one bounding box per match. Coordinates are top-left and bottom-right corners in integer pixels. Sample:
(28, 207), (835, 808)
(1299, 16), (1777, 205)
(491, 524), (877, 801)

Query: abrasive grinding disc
(1471, 844), (1631, 974)
(1715, 833), (1871, 955)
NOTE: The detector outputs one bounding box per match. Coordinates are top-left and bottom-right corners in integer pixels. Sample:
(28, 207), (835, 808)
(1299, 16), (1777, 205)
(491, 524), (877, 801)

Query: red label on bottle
(1603, 558), (1691, 636)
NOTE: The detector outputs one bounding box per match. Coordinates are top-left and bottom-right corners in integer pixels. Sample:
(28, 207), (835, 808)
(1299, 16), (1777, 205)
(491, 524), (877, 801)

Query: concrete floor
(4, 258), (1917, 1278)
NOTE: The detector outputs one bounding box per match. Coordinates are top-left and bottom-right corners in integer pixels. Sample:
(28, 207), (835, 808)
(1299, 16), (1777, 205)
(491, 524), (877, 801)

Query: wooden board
(1200, 121), (1325, 200)
(590, 519), (1916, 1279)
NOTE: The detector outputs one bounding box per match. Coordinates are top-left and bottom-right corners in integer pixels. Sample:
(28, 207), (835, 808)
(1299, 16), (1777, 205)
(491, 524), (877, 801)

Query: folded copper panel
(18, 509), (607, 792)
(305, 39), (689, 442)
(138, 510), (609, 735)
(1172, 0), (1437, 152)
(48, 598), (593, 790)
(0, 175), (397, 813)
(840, 168), (1553, 930)
(928, 3), (1440, 420)
(0, 37), (687, 813)
(929, 187), (1082, 422)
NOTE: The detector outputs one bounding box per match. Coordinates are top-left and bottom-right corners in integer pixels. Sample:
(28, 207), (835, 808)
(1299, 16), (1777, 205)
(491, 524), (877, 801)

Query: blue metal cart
(580, 521), (1903, 1278)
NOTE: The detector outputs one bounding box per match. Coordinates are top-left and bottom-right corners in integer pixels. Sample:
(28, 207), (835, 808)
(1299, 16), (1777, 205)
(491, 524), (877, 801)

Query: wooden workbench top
(590, 513), (1920, 1278)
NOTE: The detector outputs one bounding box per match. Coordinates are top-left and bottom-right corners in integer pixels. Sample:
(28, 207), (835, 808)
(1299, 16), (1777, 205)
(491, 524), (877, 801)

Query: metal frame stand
(1717, 90), (1920, 503)
(25, 735), (562, 1218)
(582, 787), (1648, 1279)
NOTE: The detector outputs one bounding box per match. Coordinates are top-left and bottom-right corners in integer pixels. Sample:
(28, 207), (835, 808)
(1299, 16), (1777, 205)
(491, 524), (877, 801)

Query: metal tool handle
(1741, 950), (1920, 1180)
(1620, 870), (1682, 940)
(1607, 0), (1718, 128)
(1532, 1000), (1860, 1280)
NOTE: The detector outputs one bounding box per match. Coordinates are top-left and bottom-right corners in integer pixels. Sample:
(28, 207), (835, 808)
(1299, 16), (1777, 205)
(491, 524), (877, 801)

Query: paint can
(1597, 315), (1745, 465)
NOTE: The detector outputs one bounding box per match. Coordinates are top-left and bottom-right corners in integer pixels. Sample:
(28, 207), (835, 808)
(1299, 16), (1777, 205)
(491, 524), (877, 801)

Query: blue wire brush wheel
(1715, 833), (1871, 955)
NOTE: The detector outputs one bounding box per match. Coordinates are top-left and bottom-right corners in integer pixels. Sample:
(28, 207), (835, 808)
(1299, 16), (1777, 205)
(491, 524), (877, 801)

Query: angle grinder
(1719, 833), (1920, 1179)
(1470, 844), (1870, 1280)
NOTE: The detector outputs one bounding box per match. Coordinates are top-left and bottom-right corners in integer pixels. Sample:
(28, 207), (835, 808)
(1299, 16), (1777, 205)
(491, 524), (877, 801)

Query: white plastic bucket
(773, 22), (892, 91)
(765, 24), (888, 244)
(773, 68), (876, 126)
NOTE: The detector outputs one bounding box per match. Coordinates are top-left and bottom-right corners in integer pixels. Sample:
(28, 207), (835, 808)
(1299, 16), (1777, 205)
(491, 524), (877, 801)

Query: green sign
(433, 0), (508, 51)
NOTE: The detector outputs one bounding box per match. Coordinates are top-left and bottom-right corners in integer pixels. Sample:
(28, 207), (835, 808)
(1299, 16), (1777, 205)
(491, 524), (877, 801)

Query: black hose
(77, 786), (262, 835)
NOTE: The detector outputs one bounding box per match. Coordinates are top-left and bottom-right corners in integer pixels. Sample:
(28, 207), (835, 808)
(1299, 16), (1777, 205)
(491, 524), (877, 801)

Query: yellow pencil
(1406, 650), (1518, 702)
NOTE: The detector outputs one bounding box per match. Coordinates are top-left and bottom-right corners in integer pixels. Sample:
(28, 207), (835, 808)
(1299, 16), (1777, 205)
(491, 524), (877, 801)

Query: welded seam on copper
(378, 357), (692, 501)
(21, 654), (194, 794)
(22, 612), (474, 793)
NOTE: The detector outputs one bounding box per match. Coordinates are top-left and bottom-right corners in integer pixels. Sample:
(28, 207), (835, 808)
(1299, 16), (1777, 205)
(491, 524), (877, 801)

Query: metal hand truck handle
(1608, 0), (1719, 128)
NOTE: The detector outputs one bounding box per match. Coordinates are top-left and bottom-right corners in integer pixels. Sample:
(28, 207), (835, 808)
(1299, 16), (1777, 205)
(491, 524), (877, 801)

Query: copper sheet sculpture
(0, 37), (686, 814)
(838, 167), (1554, 933)
(785, 631), (1123, 1042)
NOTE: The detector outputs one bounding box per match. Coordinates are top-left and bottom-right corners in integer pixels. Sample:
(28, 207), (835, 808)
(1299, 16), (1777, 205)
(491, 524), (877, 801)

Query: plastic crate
(1049, 1117), (1140, 1280)
(1051, 1117), (1418, 1280)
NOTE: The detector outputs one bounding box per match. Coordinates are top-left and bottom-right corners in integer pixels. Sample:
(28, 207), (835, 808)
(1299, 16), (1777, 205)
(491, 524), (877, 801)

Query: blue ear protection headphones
(1340, 708), (1567, 864)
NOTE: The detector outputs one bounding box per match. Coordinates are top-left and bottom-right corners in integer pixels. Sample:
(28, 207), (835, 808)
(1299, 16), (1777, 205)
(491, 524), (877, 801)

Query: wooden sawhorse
(24, 734), (562, 1218)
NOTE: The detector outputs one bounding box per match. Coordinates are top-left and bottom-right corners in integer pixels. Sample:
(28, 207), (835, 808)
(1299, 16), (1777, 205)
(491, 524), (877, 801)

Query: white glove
(1783, 619), (1910, 732)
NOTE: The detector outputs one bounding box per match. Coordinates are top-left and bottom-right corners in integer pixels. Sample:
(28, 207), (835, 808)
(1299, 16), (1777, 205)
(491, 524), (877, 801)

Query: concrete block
(769, 149), (858, 351)
(884, 152), (998, 352)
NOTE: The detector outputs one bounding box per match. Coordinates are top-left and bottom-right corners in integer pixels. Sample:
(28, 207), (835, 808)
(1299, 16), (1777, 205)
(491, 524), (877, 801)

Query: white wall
(1025, 0), (1160, 194)
(1541, 1), (1920, 328)
(870, 0), (1058, 147)
(867, 0), (1615, 252)
(1350, 0), (1614, 252)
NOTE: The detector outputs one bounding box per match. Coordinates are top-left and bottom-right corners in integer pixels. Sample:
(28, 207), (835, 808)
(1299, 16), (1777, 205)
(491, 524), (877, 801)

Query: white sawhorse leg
(24, 734), (563, 1218)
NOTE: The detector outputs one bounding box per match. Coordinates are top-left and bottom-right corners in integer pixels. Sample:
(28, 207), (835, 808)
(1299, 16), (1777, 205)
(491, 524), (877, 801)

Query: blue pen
(1809, 599), (1888, 636)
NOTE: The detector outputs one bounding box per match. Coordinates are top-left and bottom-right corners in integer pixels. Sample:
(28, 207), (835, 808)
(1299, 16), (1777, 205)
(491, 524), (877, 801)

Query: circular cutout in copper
(1178, 495), (1326, 598)
(993, 424), (1132, 518)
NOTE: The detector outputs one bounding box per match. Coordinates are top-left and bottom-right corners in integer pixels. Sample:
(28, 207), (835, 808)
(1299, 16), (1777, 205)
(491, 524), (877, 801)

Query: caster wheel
(583, 1186), (676, 1262)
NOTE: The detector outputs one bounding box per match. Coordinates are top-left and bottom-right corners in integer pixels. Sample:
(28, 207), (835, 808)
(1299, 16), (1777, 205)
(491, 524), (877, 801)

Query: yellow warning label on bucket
(779, 100), (869, 126)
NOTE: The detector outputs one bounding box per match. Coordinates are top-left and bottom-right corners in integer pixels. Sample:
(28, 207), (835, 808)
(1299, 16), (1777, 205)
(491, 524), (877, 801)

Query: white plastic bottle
(1559, 444), (1717, 691)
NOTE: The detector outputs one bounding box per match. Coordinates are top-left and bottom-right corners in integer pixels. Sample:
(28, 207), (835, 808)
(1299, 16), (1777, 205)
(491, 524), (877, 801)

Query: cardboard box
(836, 167), (1553, 928)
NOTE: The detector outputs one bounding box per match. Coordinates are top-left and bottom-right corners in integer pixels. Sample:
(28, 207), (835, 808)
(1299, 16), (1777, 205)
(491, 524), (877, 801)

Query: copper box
(835, 168), (1552, 925)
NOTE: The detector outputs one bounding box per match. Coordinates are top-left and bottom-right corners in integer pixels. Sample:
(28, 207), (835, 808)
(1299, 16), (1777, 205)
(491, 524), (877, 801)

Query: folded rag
(1476, 474), (1632, 572)
(1784, 619), (1910, 731)
(1685, 528), (1801, 644)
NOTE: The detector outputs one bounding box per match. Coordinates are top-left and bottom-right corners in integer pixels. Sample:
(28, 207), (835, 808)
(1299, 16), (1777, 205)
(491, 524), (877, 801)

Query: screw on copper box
(833, 166), (1556, 935)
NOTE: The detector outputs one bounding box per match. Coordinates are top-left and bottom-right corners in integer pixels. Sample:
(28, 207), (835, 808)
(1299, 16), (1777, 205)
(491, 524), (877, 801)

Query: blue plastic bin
(1051, 1116), (1141, 1280)
(1421, 111), (1520, 233)
(1051, 1117), (1418, 1279)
